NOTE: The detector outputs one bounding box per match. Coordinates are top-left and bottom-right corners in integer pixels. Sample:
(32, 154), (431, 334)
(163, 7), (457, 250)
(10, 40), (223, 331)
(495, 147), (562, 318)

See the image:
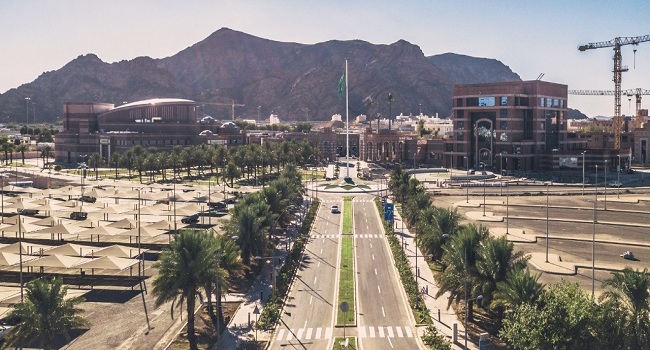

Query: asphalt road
(353, 196), (419, 350)
(268, 198), (342, 350)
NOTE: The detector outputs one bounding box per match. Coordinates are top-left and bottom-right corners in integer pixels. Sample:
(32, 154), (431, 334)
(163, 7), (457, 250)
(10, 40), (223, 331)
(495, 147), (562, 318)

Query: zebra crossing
(310, 233), (383, 239)
(320, 199), (375, 203)
(275, 325), (414, 341)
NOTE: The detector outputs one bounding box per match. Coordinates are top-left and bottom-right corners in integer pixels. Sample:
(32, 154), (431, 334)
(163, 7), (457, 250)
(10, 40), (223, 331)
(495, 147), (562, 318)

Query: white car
(331, 205), (340, 213)
(609, 181), (623, 188)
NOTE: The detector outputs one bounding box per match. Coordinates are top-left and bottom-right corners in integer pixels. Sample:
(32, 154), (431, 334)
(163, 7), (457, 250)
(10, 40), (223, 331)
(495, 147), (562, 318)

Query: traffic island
(332, 336), (357, 349)
(337, 236), (355, 326)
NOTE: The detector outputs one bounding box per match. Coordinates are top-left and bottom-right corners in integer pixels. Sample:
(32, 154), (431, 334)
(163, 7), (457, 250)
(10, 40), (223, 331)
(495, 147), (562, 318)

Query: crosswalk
(275, 325), (414, 341)
(310, 234), (383, 239)
(320, 199), (376, 203)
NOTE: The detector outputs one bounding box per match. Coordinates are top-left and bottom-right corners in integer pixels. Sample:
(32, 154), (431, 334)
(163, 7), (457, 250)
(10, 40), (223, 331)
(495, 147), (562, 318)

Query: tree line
(388, 164), (650, 350)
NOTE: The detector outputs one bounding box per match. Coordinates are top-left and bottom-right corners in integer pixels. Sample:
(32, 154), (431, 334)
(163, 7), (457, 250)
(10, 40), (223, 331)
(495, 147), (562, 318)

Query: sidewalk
(393, 207), (477, 350)
(211, 201), (310, 349)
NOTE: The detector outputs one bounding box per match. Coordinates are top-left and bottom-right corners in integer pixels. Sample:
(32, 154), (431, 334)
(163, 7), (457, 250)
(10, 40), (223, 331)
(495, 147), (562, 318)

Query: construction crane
(199, 100), (245, 121)
(569, 88), (650, 129)
(578, 35), (650, 149)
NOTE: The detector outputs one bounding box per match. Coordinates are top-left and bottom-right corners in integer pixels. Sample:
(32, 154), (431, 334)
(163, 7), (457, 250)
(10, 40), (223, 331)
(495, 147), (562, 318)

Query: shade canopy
(75, 256), (139, 270)
(24, 254), (91, 268)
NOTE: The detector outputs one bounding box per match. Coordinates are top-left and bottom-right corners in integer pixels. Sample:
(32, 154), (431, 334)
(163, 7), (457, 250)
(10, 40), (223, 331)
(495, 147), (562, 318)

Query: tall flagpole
(345, 59), (350, 179)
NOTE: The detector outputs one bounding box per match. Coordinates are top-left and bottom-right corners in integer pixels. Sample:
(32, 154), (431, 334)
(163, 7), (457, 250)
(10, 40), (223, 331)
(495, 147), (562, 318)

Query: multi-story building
(450, 80), (583, 172)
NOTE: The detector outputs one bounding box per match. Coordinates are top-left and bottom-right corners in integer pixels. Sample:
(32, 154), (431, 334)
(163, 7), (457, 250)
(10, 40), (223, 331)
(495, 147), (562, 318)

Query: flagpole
(345, 59), (350, 179)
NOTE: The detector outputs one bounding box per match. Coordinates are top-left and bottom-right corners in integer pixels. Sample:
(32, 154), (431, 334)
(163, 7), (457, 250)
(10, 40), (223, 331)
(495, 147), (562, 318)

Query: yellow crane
(578, 35), (650, 149)
(568, 88), (650, 129)
(200, 100), (245, 121)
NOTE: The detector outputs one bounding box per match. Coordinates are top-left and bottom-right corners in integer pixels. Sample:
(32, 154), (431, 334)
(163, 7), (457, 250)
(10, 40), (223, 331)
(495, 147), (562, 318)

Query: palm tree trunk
(217, 283), (224, 334)
(187, 294), (198, 350)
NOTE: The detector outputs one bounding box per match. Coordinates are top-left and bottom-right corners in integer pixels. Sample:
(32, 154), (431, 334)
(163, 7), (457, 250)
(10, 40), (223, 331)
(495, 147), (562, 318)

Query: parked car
(331, 205), (340, 213)
(208, 201), (227, 210)
(199, 210), (228, 217)
(17, 208), (39, 216)
(70, 211), (88, 220)
(79, 195), (97, 203)
(609, 181), (623, 188)
(181, 214), (199, 224)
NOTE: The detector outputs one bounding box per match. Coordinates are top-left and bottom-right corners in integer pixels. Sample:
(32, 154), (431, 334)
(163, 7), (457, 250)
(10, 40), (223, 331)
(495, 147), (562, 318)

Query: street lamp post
(464, 156), (469, 203)
(506, 183), (509, 234)
(617, 155), (621, 198)
(24, 97), (30, 125)
(465, 294), (483, 350)
(596, 159), (607, 210)
(545, 183), (549, 263)
(582, 151), (586, 195)
(593, 165), (597, 298)
(482, 178), (486, 216)
(18, 213), (23, 302)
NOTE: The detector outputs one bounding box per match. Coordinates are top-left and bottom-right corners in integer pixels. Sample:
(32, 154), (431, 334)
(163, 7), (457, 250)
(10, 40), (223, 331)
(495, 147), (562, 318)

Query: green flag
(337, 69), (345, 99)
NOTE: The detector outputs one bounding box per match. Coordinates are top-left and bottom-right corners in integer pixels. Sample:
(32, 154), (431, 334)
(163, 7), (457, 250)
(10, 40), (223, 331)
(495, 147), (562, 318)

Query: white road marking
(372, 254), (375, 261)
(297, 328), (304, 339)
(370, 243), (373, 249)
(378, 326), (385, 338)
(325, 327), (333, 339)
(305, 327), (313, 340)
(405, 327), (413, 337)
(378, 285), (381, 294)
(276, 329), (285, 340)
(374, 268), (377, 275)
(316, 327), (322, 339)
(387, 326), (394, 338)
(369, 326), (375, 338)
(396, 326), (403, 337)
(286, 331), (293, 341)
(320, 248), (323, 254)
(317, 261), (321, 268)
(310, 296), (313, 305)
(387, 335), (394, 348)
(382, 306), (385, 317)
(314, 276), (318, 284)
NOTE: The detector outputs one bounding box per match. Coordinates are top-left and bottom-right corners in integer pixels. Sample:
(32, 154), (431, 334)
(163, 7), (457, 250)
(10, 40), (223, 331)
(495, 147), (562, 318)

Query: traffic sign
(253, 305), (260, 315)
(339, 301), (349, 313)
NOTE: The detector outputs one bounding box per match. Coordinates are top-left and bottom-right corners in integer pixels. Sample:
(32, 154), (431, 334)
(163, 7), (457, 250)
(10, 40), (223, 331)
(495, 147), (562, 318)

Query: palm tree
(600, 267), (650, 349)
(208, 234), (243, 333)
(109, 152), (121, 180)
(474, 235), (528, 308)
(15, 143), (29, 164)
(226, 204), (268, 265)
(40, 145), (53, 167)
(435, 223), (489, 320)
(5, 278), (87, 350)
(491, 268), (544, 313)
(152, 230), (217, 350)
(419, 207), (463, 262)
(224, 162), (241, 188)
(88, 153), (103, 180)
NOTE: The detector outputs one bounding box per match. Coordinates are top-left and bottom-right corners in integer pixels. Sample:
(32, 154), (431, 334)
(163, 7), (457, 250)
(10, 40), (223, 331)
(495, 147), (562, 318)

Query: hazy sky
(1, 0), (649, 117)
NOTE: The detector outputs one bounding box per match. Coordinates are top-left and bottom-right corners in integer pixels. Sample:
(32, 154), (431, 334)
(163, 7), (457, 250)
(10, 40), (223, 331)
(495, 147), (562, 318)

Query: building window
(478, 97), (496, 107)
(457, 144), (464, 152)
(457, 132), (464, 141)
(501, 96), (508, 106)
(553, 99), (559, 107)
(515, 96), (529, 106)
(500, 109), (507, 118)
(466, 97), (479, 107)
(457, 98), (463, 107)
(457, 121), (465, 130)
(457, 110), (464, 119)
(500, 121), (508, 130)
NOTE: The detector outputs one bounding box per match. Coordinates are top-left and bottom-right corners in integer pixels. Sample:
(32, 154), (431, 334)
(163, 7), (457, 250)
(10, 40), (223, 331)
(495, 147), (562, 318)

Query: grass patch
(341, 185), (355, 190)
(332, 337), (357, 350)
(357, 184), (370, 189)
(337, 236), (355, 325)
(342, 197), (353, 234)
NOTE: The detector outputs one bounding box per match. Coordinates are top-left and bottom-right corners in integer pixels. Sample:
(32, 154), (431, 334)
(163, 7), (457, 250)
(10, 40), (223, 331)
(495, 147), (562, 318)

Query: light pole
(506, 183), (509, 234)
(464, 156), (469, 203)
(24, 97), (30, 125)
(482, 178), (486, 216)
(545, 182), (549, 263)
(596, 159), (607, 210)
(593, 165), (597, 298)
(617, 155), (621, 198)
(18, 213), (23, 302)
(582, 151), (586, 195)
(465, 294), (483, 350)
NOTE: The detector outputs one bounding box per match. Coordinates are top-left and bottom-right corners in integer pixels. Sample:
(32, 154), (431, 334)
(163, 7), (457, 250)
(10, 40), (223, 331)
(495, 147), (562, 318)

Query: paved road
(268, 198), (342, 350)
(353, 197), (419, 350)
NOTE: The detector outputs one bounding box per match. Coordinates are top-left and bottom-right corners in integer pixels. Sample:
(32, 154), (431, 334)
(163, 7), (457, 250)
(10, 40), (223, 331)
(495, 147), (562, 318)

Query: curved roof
(112, 98), (195, 110)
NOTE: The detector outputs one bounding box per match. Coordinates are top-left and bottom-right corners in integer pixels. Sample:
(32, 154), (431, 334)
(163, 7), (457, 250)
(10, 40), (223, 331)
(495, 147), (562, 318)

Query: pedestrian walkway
(393, 207), (476, 350)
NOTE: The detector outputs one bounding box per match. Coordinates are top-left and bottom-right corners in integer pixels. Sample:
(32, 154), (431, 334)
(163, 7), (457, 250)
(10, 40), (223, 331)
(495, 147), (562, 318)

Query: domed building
(55, 98), (245, 164)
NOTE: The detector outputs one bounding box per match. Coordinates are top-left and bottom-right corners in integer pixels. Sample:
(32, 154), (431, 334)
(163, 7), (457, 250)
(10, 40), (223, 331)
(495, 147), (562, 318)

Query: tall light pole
(506, 183), (509, 234)
(545, 182), (549, 263)
(593, 165), (597, 298)
(465, 294), (483, 350)
(464, 156), (469, 203)
(482, 178), (486, 216)
(24, 97), (30, 125)
(582, 151), (586, 195)
(18, 213), (23, 302)
(596, 159), (607, 210)
(617, 155), (621, 198)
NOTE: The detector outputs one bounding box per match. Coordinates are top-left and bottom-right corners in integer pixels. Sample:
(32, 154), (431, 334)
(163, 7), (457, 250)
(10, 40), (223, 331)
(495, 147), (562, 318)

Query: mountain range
(0, 28), (522, 123)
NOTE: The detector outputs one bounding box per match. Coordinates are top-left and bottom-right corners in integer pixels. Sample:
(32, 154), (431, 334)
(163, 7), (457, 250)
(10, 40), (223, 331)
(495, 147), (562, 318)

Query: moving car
(609, 181), (623, 188)
(621, 251), (635, 260)
(331, 205), (340, 213)
(198, 210), (228, 218)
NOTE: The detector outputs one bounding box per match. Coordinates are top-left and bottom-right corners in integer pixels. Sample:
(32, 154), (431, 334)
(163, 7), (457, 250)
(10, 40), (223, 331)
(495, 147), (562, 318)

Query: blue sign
(384, 203), (394, 226)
